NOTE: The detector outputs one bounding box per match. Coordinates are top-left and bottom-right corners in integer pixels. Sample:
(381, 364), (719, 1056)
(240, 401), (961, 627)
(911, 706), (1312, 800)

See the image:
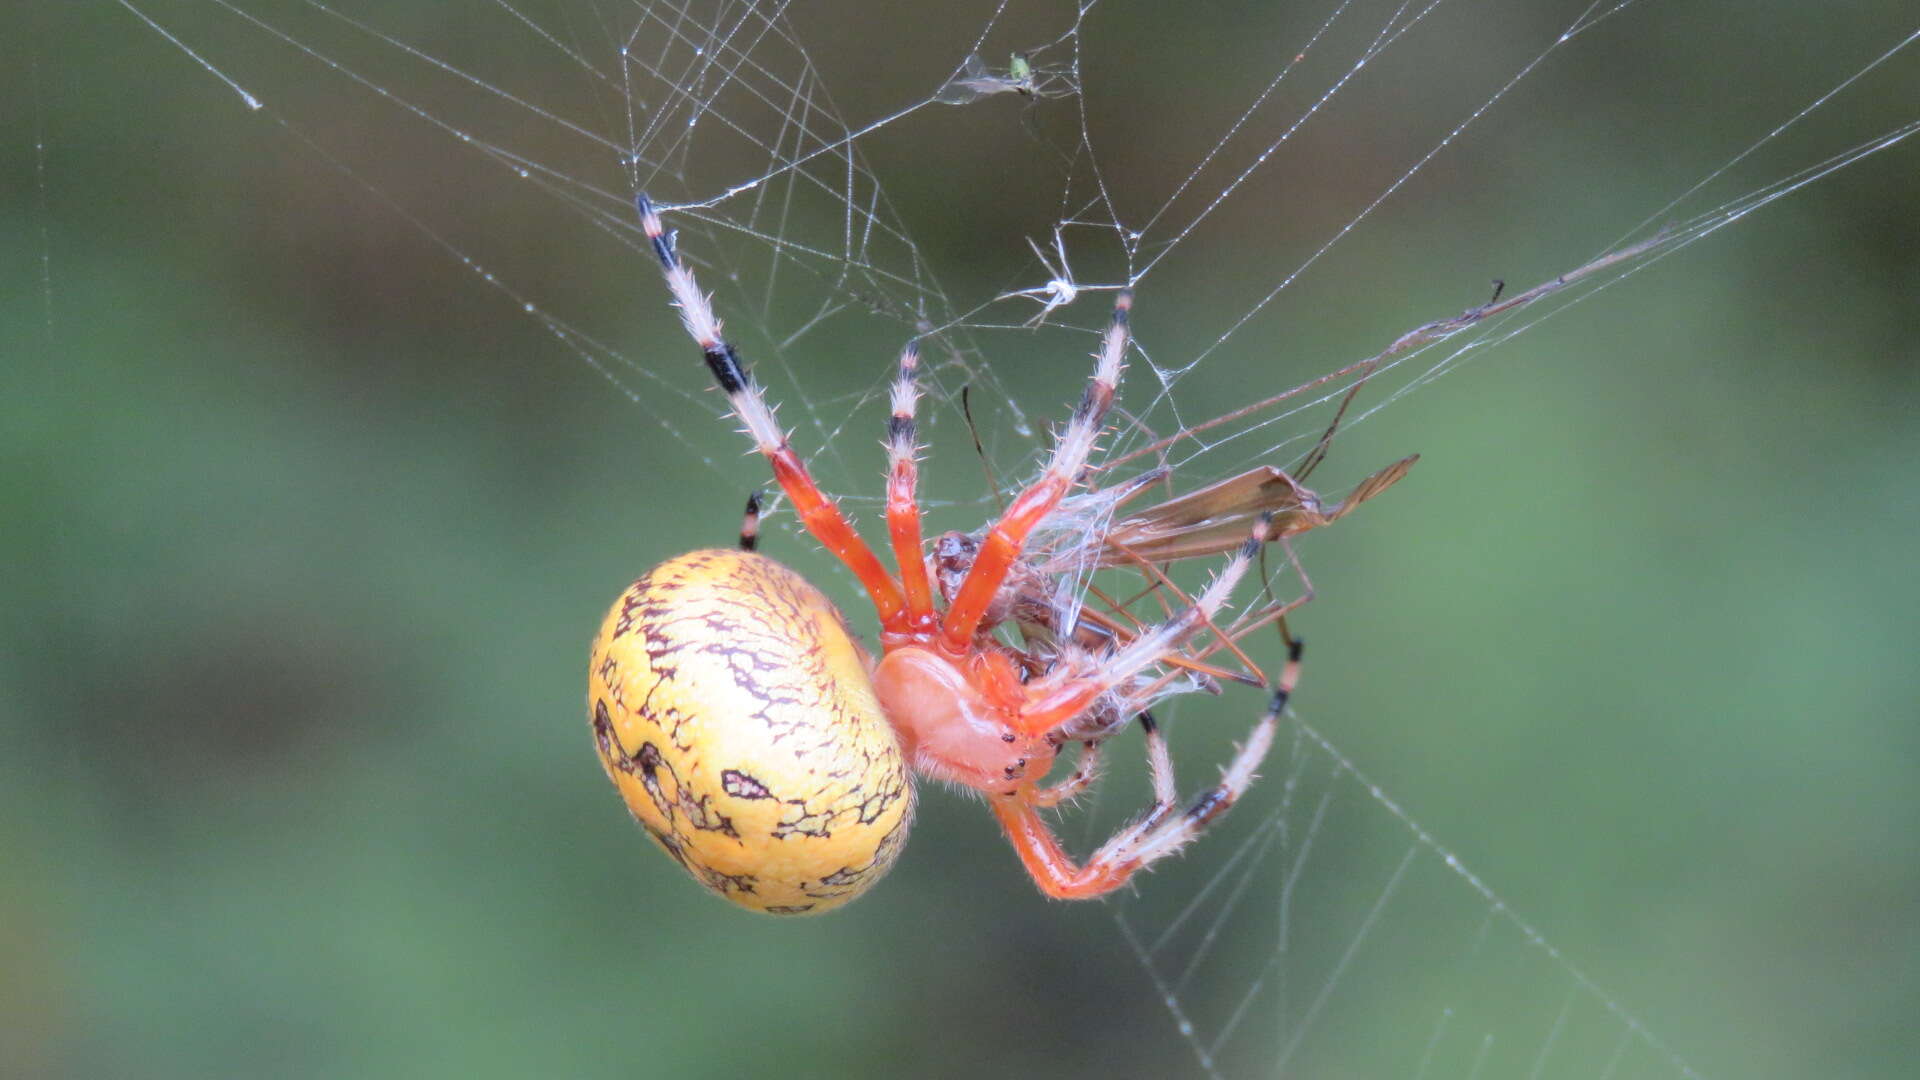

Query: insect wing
(1101, 455), (1418, 565)
(936, 55), (1018, 104)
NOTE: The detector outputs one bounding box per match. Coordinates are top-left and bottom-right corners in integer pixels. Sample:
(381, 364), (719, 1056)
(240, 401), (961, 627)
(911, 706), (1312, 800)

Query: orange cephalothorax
(873, 645), (1057, 795)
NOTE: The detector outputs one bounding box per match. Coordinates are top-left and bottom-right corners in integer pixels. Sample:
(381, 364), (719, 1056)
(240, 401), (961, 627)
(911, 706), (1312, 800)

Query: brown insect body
(1102, 455), (1419, 565)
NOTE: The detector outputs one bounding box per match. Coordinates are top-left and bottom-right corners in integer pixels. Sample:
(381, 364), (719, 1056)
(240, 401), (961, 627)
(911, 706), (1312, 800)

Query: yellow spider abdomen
(587, 549), (914, 915)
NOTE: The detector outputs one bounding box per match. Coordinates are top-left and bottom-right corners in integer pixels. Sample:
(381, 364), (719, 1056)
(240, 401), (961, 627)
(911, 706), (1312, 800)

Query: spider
(587, 195), (1411, 915)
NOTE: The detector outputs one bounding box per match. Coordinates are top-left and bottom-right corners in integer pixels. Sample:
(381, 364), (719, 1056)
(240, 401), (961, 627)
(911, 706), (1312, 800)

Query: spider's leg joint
(704, 343), (748, 395)
(1184, 787), (1234, 826)
(738, 490), (764, 552)
(635, 193), (677, 266)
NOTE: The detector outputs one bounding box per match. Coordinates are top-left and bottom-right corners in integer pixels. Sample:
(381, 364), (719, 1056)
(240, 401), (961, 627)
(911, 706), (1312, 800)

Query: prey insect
(936, 51), (1074, 104)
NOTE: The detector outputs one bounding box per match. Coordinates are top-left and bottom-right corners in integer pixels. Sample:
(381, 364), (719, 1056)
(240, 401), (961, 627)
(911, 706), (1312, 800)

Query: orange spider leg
(884, 340), (937, 637)
(941, 292), (1133, 652)
(765, 446), (908, 629)
(638, 194), (908, 631)
(1033, 709), (1169, 809)
(991, 794), (1136, 899)
(1031, 739), (1103, 808)
(995, 647), (1297, 900)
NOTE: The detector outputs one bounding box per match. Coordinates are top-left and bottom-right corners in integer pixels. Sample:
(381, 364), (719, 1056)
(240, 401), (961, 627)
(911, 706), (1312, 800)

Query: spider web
(31, 0), (1920, 1076)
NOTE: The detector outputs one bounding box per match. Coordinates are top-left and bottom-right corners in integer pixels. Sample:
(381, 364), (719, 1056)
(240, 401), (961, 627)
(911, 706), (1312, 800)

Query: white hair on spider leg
(730, 386), (787, 457)
(1043, 291), (1132, 479)
(661, 262), (724, 350)
(637, 195), (788, 456)
(635, 197), (723, 348)
(888, 371), (920, 421)
(887, 341), (921, 446)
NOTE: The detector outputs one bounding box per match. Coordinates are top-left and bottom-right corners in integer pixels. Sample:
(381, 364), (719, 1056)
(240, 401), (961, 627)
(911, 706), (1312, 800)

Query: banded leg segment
(885, 341), (936, 635)
(637, 195), (907, 631)
(992, 644), (1299, 901)
(738, 491), (763, 551)
(941, 292), (1134, 651)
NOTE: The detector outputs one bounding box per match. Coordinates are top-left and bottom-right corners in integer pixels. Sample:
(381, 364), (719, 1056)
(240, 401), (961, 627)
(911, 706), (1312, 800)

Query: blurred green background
(4, 2), (1917, 1078)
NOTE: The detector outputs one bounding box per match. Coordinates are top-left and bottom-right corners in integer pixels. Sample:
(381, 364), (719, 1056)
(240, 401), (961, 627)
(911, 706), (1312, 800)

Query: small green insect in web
(936, 52), (1058, 104)
(1007, 53), (1033, 90)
